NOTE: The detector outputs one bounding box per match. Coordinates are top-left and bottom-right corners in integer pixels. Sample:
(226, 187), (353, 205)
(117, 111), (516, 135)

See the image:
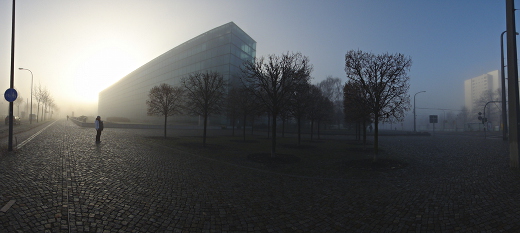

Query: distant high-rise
(464, 70), (500, 116)
(98, 22), (256, 124)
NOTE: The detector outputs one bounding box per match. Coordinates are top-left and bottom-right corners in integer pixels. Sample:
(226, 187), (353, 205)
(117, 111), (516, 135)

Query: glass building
(98, 22), (256, 124)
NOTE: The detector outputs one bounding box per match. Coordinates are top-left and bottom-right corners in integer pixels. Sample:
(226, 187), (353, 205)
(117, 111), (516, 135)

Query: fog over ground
(0, 1), (505, 128)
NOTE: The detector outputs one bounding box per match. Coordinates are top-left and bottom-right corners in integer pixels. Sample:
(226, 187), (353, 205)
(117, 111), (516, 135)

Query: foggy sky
(0, 0), (506, 119)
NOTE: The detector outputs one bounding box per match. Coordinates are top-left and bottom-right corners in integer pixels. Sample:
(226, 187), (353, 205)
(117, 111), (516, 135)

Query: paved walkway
(0, 120), (519, 232)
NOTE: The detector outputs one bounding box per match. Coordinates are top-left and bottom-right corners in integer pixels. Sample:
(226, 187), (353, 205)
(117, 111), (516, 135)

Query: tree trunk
(37, 104), (40, 123)
(282, 118), (285, 138)
(243, 114), (247, 141)
(232, 117), (235, 136)
(251, 116), (255, 135)
(373, 115), (379, 160)
(355, 122), (360, 140)
(317, 120), (321, 139)
(310, 120), (314, 141)
(267, 112), (271, 139)
(271, 112), (277, 157)
(164, 115), (168, 138)
(203, 114), (208, 146)
(363, 121), (367, 150)
(297, 116), (301, 146)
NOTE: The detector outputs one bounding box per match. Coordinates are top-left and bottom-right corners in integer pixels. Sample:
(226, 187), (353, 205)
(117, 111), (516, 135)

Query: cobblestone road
(0, 120), (519, 232)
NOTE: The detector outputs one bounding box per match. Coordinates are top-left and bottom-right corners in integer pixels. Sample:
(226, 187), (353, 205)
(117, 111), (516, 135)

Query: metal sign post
(430, 115), (438, 134)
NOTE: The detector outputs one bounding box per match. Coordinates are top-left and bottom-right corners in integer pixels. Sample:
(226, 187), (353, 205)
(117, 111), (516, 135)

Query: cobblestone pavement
(0, 120), (519, 232)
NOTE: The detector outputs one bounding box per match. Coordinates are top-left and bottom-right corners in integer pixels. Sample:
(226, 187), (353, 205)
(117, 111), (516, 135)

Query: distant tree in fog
(43, 95), (54, 120)
(289, 82), (313, 146)
(241, 52), (312, 157)
(183, 71), (226, 146)
(34, 84), (46, 123)
(344, 81), (371, 145)
(227, 86), (258, 141)
(344, 50), (412, 157)
(307, 85), (333, 140)
(146, 83), (185, 138)
(318, 76), (344, 127)
(472, 88), (501, 128)
(41, 91), (52, 121)
(457, 106), (470, 129)
(14, 93), (23, 116)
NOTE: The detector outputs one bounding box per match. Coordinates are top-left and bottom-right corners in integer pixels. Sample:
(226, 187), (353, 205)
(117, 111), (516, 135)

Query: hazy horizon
(0, 1), (507, 120)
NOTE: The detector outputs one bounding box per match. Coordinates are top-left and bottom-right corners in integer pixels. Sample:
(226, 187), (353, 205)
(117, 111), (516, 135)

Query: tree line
(146, 52), (338, 152)
(147, 50), (412, 160)
(13, 83), (58, 122)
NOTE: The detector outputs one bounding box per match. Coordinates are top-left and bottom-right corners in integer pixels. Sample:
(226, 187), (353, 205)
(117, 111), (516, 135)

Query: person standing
(95, 116), (103, 143)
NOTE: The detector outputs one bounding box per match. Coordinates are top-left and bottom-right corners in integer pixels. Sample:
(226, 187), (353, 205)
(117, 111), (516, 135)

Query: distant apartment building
(98, 22), (256, 124)
(464, 70), (500, 114)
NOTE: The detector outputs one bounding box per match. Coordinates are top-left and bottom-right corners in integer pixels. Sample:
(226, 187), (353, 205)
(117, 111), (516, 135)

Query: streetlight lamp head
(18, 68), (24, 70)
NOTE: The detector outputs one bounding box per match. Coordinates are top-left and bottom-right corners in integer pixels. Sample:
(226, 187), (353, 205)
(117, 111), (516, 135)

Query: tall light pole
(506, 0), (520, 168)
(500, 31), (518, 141)
(7, 0), (15, 152)
(414, 91), (426, 132)
(18, 68), (33, 124)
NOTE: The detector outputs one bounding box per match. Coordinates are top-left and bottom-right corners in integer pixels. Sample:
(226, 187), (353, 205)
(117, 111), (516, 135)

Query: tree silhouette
(307, 85), (333, 140)
(344, 50), (412, 156)
(289, 82), (312, 145)
(183, 71), (226, 146)
(227, 86), (258, 141)
(318, 76), (344, 127)
(241, 52), (312, 157)
(146, 83), (185, 138)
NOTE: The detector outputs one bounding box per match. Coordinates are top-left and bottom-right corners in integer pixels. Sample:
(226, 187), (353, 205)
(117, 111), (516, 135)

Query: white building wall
(464, 70), (500, 114)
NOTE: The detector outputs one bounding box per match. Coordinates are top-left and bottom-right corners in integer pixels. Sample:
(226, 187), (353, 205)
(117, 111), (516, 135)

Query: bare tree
(227, 86), (258, 141)
(14, 93), (23, 117)
(34, 84), (44, 123)
(183, 71), (226, 146)
(41, 90), (50, 121)
(344, 50), (412, 156)
(146, 83), (185, 138)
(44, 95), (54, 120)
(457, 106), (470, 130)
(344, 81), (371, 144)
(241, 52), (312, 157)
(318, 76), (344, 127)
(48, 98), (56, 119)
(34, 85), (51, 121)
(289, 82), (313, 145)
(307, 85), (333, 140)
(473, 88), (501, 129)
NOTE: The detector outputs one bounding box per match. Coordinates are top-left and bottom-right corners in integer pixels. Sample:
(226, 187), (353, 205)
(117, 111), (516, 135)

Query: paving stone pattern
(0, 120), (519, 232)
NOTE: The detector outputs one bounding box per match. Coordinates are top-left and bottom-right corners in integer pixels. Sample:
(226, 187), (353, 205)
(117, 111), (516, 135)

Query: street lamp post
(414, 91), (426, 132)
(18, 68), (33, 124)
(500, 31), (518, 141)
(501, 31), (508, 141)
(506, 0), (520, 168)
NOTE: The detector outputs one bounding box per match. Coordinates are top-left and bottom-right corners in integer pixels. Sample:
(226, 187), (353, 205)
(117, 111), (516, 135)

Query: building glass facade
(98, 22), (256, 123)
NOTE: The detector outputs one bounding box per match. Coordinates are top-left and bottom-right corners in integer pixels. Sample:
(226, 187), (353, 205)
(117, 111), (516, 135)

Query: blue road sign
(4, 88), (17, 102)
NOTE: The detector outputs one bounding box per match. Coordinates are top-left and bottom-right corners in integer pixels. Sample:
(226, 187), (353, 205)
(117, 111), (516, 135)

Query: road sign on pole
(4, 88), (17, 102)
(429, 115), (438, 124)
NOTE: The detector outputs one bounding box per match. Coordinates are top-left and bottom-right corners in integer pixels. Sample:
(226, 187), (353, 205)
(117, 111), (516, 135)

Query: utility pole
(501, 31), (509, 141)
(8, 0), (15, 151)
(506, 0), (520, 168)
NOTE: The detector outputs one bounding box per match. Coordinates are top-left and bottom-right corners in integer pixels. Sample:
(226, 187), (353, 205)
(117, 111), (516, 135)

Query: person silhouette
(95, 116), (103, 143)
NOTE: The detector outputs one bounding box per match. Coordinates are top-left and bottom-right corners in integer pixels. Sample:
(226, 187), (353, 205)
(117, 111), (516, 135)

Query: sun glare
(72, 40), (138, 103)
